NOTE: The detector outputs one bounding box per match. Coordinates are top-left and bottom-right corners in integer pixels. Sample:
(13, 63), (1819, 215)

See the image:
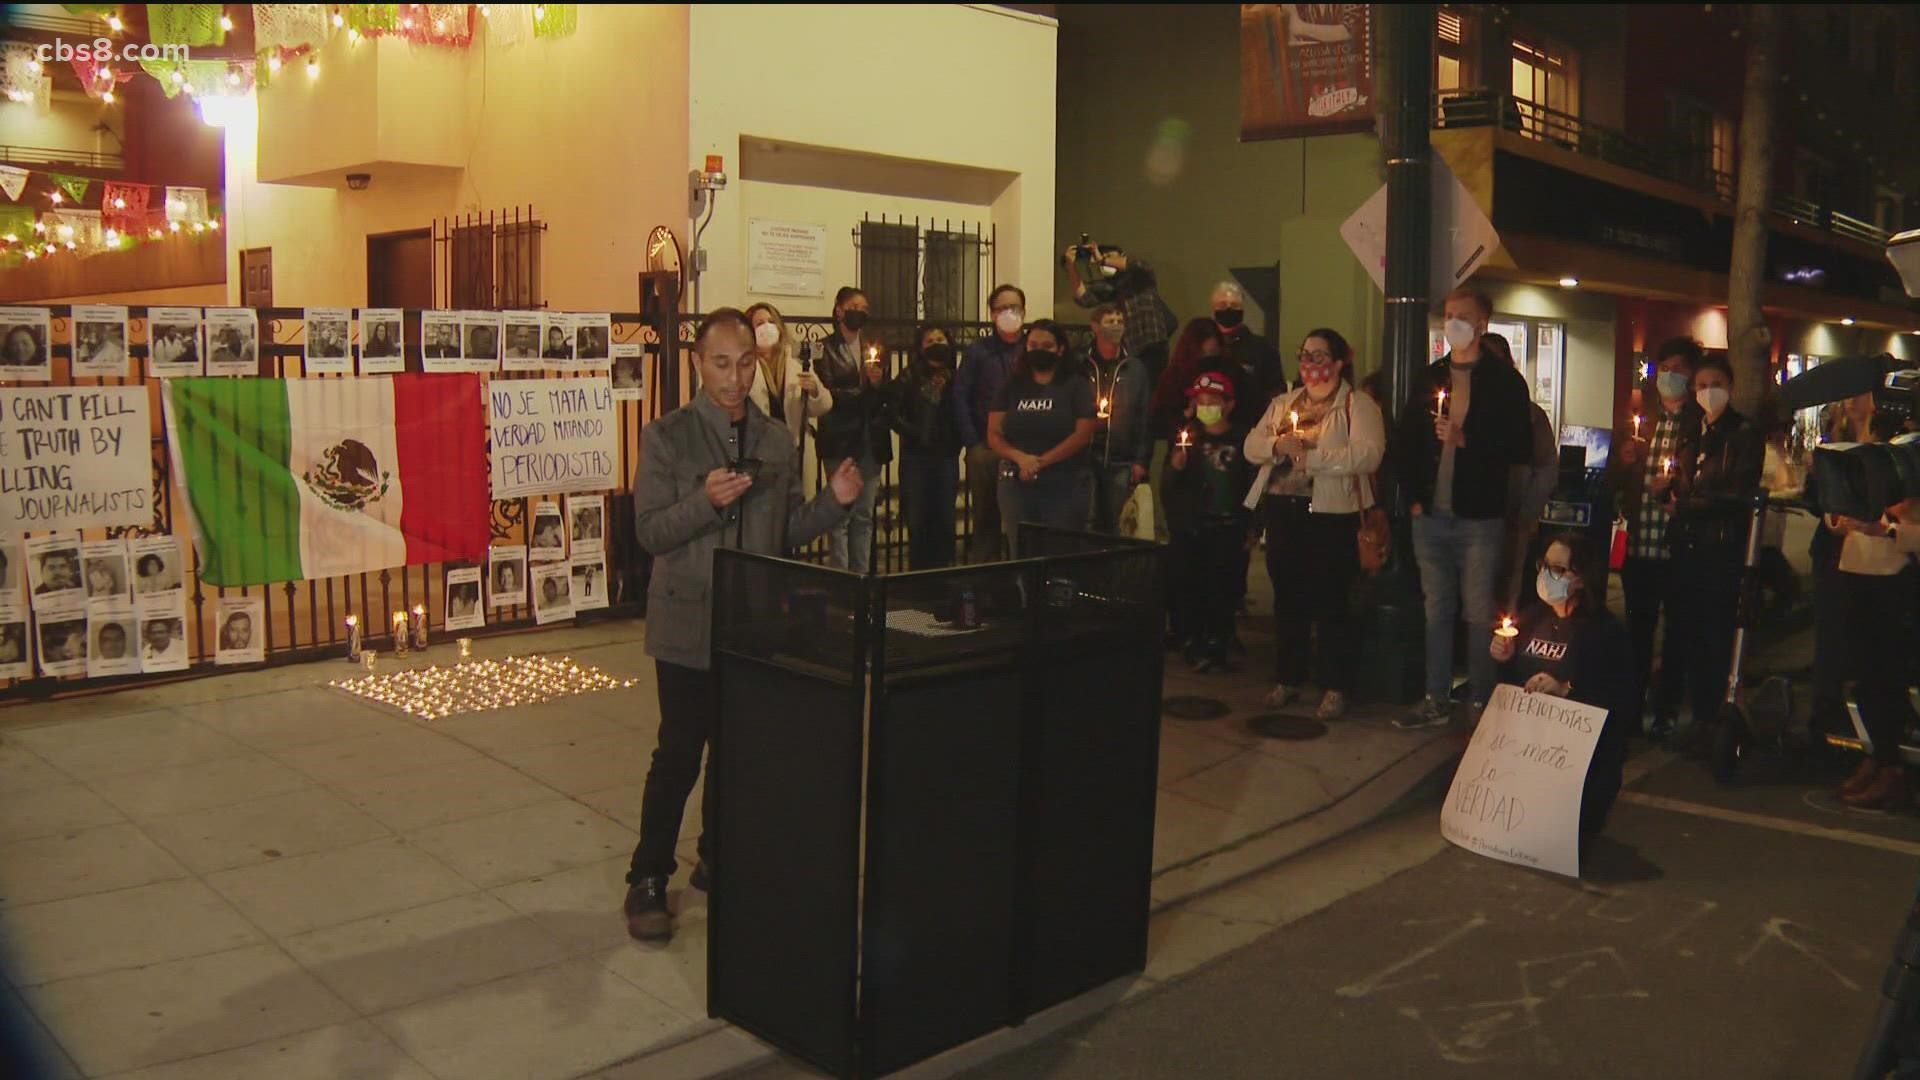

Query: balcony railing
(1435, 89), (1888, 249)
(0, 145), (126, 172)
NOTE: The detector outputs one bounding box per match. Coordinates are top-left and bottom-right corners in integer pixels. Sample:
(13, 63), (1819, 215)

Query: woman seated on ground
(1488, 534), (1633, 857)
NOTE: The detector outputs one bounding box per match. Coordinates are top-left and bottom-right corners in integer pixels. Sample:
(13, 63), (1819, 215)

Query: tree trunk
(1727, 4), (1778, 415)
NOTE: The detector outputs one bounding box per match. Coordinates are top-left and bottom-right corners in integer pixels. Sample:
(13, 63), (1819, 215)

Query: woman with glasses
(1488, 534), (1633, 859)
(1244, 328), (1383, 720)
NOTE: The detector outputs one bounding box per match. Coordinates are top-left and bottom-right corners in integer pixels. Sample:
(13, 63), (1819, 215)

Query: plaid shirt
(1630, 411), (1683, 559)
(1077, 262), (1175, 356)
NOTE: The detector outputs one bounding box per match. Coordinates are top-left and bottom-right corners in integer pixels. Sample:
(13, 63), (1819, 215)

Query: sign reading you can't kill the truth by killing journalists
(1439, 683), (1607, 879)
(0, 387), (153, 536)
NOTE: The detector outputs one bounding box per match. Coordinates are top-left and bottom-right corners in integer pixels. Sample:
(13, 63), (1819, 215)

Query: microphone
(1778, 353), (1897, 411)
(799, 341), (812, 373)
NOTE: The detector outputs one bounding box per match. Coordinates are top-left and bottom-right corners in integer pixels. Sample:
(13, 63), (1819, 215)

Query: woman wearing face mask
(987, 320), (1098, 558)
(1649, 354), (1764, 755)
(886, 325), (964, 569)
(1488, 535), (1633, 858)
(1244, 328), (1384, 719)
(1151, 319), (1232, 439)
(744, 303), (832, 451)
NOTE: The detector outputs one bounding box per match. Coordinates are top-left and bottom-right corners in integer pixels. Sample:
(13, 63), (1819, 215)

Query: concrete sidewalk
(0, 616), (1453, 1080)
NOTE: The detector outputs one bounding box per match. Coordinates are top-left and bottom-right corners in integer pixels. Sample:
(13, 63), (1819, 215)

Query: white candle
(1495, 615), (1518, 639)
(345, 615), (361, 661)
(1632, 414), (1643, 439)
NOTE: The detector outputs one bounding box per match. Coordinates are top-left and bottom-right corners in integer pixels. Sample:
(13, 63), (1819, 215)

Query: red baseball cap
(1186, 370), (1235, 398)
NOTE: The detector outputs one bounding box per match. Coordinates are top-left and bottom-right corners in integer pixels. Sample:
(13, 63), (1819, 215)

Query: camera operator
(1824, 493), (1920, 811)
(1650, 354), (1763, 755)
(1065, 238), (1176, 387)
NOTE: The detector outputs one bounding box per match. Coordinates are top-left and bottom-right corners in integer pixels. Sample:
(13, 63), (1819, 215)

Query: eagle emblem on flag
(302, 439), (390, 513)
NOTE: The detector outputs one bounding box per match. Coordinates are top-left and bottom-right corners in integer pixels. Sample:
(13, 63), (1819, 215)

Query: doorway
(240, 247), (273, 307)
(368, 229), (433, 309)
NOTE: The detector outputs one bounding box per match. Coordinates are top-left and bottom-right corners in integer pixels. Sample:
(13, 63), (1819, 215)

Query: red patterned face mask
(1301, 360), (1338, 385)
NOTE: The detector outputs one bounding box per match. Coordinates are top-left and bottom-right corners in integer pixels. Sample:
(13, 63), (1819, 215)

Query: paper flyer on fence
(304, 308), (353, 375)
(570, 555), (608, 611)
(531, 561), (573, 625)
(81, 538), (130, 603)
(72, 305), (131, 377)
(502, 310), (544, 372)
(566, 494), (605, 557)
(489, 545), (527, 609)
(205, 308), (260, 377)
(129, 535), (184, 600)
(610, 343), (645, 402)
(0, 306), (53, 382)
(444, 566), (485, 631)
(136, 595), (190, 673)
(529, 502), (566, 563)
(86, 600), (139, 678)
(214, 595), (265, 666)
(35, 600), (87, 677)
(25, 533), (84, 611)
(0, 606), (29, 679)
(147, 307), (204, 378)
(359, 309), (405, 375)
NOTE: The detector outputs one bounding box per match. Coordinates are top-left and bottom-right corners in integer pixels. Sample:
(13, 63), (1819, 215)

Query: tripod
(1855, 874), (1920, 1079)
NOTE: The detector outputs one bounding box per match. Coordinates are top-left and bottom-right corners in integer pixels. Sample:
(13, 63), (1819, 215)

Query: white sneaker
(1315, 690), (1348, 721)
(1264, 684), (1298, 707)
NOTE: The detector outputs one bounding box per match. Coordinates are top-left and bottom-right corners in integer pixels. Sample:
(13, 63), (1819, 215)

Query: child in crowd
(1164, 371), (1252, 672)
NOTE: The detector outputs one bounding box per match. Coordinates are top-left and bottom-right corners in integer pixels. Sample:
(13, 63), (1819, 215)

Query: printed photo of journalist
(0, 309), (51, 379)
(73, 317), (128, 374)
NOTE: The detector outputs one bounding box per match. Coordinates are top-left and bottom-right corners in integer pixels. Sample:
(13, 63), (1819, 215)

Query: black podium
(707, 526), (1166, 1078)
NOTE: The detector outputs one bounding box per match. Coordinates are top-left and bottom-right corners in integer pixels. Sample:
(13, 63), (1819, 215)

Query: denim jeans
(998, 469), (1093, 559)
(828, 453), (883, 573)
(1088, 462), (1138, 535)
(898, 447), (959, 570)
(1411, 511), (1505, 705)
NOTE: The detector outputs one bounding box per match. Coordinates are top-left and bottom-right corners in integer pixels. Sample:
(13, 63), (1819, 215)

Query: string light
(535, 5), (547, 21)
(228, 70), (242, 87)
(220, 13), (234, 31)
(480, 5), (491, 17)
(49, 191), (62, 205)
(268, 54), (283, 73)
(112, 197), (126, 209)
(107, 14), (123, 32)
(306, 58), (320, 79)
(26, 59), (42, 75)
(348, 27), (359, 44)
(102, 90), (114, 104)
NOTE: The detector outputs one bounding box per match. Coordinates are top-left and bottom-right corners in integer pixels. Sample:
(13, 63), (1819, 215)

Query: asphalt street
(964, 748), (1920, 1080)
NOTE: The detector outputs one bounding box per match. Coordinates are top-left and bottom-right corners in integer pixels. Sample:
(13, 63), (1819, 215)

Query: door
(239, 248), (273, 375)
(367, 229), (433, 309)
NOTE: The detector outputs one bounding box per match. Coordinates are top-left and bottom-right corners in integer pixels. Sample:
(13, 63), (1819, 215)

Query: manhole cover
(1248, 713), (1328, 741)
(1162, 695), (1230, 721)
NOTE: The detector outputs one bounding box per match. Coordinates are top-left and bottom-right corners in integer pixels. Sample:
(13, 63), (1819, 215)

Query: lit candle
(345, 615), (361, 661)
(1662, 456), (1674, 476)
(1435, 388), (1448, 416)
(412, 604), (428, 650)
(1098, 396), (1111, 419)
(1632, 414), (1643, 439)
(1289, 409), (1300, 432)
(362, 649), (379, 673)
(458, 637), (473, 661)
(1176, 428), (1192, 449)
(392, 611), (409, 656)
(1495, 615), (1518, 639)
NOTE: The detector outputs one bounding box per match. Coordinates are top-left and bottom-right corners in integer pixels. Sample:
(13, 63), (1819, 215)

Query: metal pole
(1380, 2), (1435, 466)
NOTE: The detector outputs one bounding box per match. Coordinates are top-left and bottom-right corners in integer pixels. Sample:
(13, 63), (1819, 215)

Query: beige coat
(747, 347), (834, 448)
(1243, 382), (1386, 514)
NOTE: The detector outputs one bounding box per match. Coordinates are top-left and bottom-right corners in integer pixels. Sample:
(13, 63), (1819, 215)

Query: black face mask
(1024, 349), (1060, 373)
(841, 310), (869, 332)
(1215, 308), (1244, 330)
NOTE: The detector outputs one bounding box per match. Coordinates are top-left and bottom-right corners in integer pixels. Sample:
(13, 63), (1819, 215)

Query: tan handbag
(1345, 394), (1390, 573)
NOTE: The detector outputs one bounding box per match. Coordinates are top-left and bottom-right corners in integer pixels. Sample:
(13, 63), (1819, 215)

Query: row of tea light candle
(344, 606), (440, 662)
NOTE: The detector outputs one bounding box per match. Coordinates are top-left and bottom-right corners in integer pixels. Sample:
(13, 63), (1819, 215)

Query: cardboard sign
(1439, 683), (1606, 879)
(1339, 155), (1499, 300)
(487, 378), (618, 499)
(0, 387), (153, 536)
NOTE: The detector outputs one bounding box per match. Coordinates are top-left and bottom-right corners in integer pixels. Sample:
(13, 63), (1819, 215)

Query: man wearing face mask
(1609, 337), (1703, 740)
(1390, 286), (1536, 730)
(1210, 281), (1285, 427)
(1077, 303), (1153, 534)
(1651, 353), (1763, 756)
(957, 284), (1029, 563)
(816, 286), (893, 573)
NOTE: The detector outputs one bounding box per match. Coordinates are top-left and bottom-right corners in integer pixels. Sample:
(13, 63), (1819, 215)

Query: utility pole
(1380, 3), (1435, 443)
(1727, 3), (1778, 413)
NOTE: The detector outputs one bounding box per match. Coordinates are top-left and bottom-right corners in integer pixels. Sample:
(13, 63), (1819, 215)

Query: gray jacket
(633, 394), (847, 670)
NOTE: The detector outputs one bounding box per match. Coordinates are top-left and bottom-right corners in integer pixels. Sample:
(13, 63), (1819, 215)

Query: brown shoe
(624, 877), (672, 941)
(1839, 757), (1881, 798)
(1842, 766), (1910, 812)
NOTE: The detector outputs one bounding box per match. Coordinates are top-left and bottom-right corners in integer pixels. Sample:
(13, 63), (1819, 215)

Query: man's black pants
(626, 660), (715, 885)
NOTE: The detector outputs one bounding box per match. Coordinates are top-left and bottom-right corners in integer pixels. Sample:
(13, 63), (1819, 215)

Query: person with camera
(1650, 353), (1763, 756)
(1065, 238), (1176, 388)
(1076, 303), (1153, 535)
(1244, 328), (1383, 719)
(1610, 337), (1703, 740)
(987, 319), (1097, 558)
(815, 287), (893, 573)
(957, 284), (1029, 563)
(888, 325), (964, 569)
(624, 309), (865, 941)
(744, 302), (831, 451)
(1487, 535), (1633, 856)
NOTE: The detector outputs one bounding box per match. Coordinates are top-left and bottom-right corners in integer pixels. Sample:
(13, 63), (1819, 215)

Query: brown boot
(1842, 766), (1910, 812)
(1839, 757), (1881, 798)
(624, 877), (672, 941)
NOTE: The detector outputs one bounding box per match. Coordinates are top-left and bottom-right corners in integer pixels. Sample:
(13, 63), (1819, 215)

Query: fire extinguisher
(1609, 514), (1629, 571)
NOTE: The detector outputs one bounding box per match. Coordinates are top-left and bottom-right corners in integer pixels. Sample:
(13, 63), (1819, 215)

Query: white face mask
(1443, 319), (1478, 354)
(753, 322), (780, 349)
(1697, 386), (1730, 416)
(995, 308), (1024, 335)
(1536, 568), (1573, 606)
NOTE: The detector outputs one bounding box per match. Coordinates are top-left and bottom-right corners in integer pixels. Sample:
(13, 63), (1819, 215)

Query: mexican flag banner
(163, 374), (492, 586)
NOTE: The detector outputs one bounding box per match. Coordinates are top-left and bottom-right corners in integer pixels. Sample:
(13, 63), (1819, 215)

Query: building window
(1510, 35), (1579, 143)
(1666, 96), (1735, 198)
(924, 228), (985, 326)
(856, 219), (918, 330)
(450, 225), (493, 309)
(1711, 116), (1736, 199)
(1436, 7), (1464, 91)
(495, 221), (544, 310)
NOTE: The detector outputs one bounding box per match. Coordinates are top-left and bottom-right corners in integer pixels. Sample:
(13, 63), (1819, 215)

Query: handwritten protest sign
(487, 377), (618, 499)
(1439, 683), (1606, 879)
(0, 387), (151, 536)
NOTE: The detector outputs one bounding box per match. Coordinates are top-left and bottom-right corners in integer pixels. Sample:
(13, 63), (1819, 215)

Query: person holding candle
(814, 287), (893, 573)
(1824, 495), (1920, 809)
(744, 302), (832, 451)
(1389, 286), (1536, 730)
(886, 325), (964, 570)
(623, 308), (864, 941)
(1608, 337), (1702, 741)
(1486, 534), (1633, 858)
(1076, 303), (1153, 535)
(1652, 353), (1764, 757)
(1165, 371), (1253, 673)
(987, 320), (1098, 558)
(1244, 329), (1383, 718)
(957, 284), (1029, 563)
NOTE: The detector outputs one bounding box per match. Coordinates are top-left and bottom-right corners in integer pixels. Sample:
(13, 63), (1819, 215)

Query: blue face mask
(1655, 371), (1691, 400)
(1536, 568), (1573, 606)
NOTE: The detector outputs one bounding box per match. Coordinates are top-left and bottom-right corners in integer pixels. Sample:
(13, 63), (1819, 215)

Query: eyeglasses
(1297, 350), (1334, 364)
(1540, 561), (1573, 577)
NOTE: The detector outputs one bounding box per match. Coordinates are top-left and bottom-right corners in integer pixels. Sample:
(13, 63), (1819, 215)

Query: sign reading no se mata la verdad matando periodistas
(1439, 683), (1606, 880)
(487, 377), (619, 500)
